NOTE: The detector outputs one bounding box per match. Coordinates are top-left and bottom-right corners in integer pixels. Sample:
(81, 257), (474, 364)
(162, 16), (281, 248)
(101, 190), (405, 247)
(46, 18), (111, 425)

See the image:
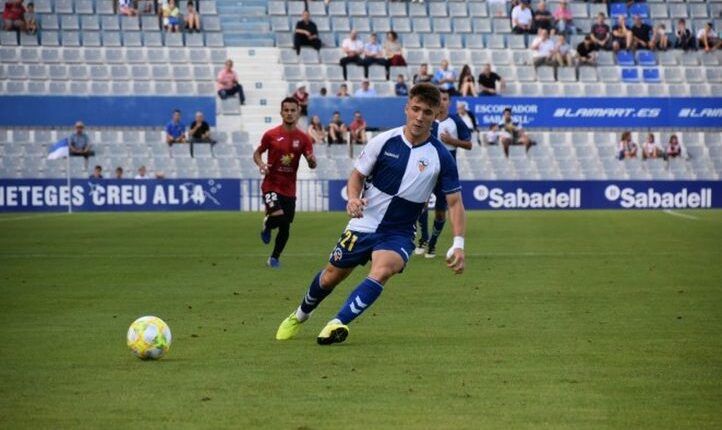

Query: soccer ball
(127, 316), (172, 360)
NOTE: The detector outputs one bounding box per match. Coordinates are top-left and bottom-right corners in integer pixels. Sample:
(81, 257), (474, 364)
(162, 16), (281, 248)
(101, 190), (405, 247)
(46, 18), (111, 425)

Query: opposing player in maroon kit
(253, 97), (317, 268)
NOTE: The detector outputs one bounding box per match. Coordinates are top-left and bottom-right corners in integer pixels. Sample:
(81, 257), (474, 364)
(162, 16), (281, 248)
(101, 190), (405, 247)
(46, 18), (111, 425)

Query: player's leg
(415, 206), (429, 254)
(261, 191), (283, 245)
(269, 197), (296, 265)
(425, 189), (448, 258)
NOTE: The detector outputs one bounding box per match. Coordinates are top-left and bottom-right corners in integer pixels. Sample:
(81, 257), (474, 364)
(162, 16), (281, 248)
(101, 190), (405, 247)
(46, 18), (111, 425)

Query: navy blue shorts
(328, 230), (415, 270)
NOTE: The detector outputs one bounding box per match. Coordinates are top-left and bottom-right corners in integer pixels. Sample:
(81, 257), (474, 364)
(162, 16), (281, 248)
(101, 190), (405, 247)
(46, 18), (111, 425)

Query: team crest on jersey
(281, 153), (295, 165)
(292, 139), (300, 148)
(418, 158), (430, 172)
(332, 247), (343, 261)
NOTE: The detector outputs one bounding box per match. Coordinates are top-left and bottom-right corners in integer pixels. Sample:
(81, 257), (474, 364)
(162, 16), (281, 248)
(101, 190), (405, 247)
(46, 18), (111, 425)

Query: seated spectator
(650, 24), (668, 51)
(189, 111), (215, 157)
(362, 33), (389, 80)
(478, 64), (505, 96)
(458, 64), (477, 97)
(590, 13), (613, 51)
(327, 111), (347, 144)
(456, 101), (480, 145)
(697, 23), (722, 53)
(354, 78), (377, 97)
(119, 0), (137, 16)
(432, 59), (458, 95)
(553, 0), (576, 37)
(339, 30), (364, 81)
(319, 87), (327, 97)
(395, 74), (408, 97)
(553, 34), (573, 67)
(293, 10), (321, 55)
(115, 166), (124, 179)
(162, 0), (181, 33)
(69, 121), (95, 169)
(413, 63), (433, 84)
(348, 111), (367, 145)
(135, 165), (150, 179)
(533, 1), (552, 33)
(612, 15), (633, 53)
(674, 19), (695, 52)
(617, 131), (637, 160)
(483, 124), (500, 146)
(23, 1), (34, 34)
(576, 35), (598, 66)
(642, 133), (664, 160)
(383, 31), (406, 67)
(336, 83), (350, 97)
(89, 165), (103, 179)
(216, 59), (245, 105)
(165, 109), (187, 154)
(665, 134), (683, 159)
(292, 83), (309, 116)
(3, 0), (25, 32)
(185, 1), (200, 32)
(531, 29), (556, 67)
(511, 0), (534, 35)
(307, 115), (326, 144)
(138, 0), (153, 14)
(630, 15), (652, 51)
(498, 107), (532, 157)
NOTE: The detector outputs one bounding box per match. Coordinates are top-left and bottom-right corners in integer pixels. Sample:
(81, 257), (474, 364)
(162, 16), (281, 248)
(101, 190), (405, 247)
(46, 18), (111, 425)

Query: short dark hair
(281, 97), (299, 108)
(408, 83), (441, 108)
(173, 109), (181, 114)
(503, 107), (512, 114)
(332, 111), (340, 115)
(94, 165), (102, 170)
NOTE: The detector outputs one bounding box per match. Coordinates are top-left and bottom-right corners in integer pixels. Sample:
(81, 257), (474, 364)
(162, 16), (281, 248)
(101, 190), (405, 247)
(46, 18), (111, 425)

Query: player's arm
(346, 168), (367, 218)
(445, 191), (466, 274)
(303, 136), (317, 169)
(440, 132), (473, 150)
(252, 141), (269, 175)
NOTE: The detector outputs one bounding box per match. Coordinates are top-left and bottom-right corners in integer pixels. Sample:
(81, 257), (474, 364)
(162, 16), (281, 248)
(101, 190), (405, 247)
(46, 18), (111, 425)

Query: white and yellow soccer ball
(127, 316), (172, 360)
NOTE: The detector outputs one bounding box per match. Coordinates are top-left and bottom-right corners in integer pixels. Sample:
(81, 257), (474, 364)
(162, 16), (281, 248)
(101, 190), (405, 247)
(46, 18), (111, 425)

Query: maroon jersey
(258, 125), (313, 197)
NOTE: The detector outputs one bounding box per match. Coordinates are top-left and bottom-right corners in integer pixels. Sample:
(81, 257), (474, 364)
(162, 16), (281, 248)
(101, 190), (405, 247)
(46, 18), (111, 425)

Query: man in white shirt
(354, 79), (377, 97)
(339, 30), (364, 81)
(512, 0), (534, 34)
(531, 28), (556, 67)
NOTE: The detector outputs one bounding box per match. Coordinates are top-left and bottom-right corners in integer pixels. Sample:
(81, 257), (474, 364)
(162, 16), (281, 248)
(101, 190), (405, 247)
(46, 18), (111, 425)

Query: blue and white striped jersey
(347, 127), (461, 236)
(431, 114), (472, 156)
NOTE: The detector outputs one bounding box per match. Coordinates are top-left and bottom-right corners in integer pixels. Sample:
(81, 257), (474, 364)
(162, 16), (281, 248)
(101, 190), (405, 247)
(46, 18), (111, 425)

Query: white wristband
(452, 236), (465, 250)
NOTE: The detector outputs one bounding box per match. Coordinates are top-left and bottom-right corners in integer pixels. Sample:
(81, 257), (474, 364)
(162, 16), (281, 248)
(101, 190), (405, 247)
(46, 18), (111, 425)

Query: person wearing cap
(354, 79), (377, 97)
(69, 121), (94, 169)
(292, 83), (309, 116)
(511, 0), (534, 34)
(339, 30), (364, 81)
(697, 22), (722, 53)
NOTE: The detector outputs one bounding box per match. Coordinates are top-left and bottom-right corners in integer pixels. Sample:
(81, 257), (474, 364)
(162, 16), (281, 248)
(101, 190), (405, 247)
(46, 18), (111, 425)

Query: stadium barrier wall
(309, 97), (722, 129)
(0, 96), (216, 127)
(3, 179), (721, 212)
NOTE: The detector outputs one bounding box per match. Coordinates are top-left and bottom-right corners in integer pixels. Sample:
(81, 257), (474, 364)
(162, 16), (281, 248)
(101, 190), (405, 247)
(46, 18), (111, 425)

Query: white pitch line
(0, 213), (68, 222)
(663, 210), (699, 221)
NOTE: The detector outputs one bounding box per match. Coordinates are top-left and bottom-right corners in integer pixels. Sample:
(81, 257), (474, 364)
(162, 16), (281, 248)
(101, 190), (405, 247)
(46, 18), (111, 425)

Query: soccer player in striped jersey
(275, 83), (467, 345)
(416, 90), (472, 258)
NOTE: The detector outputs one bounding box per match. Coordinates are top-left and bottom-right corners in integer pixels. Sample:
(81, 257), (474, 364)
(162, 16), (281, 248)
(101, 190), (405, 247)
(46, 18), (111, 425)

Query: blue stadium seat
(629, 3), (650, 19)
(610, 3), (628, 19)
(636, 50), (656, 67)
(621, 68), (640, 83)
(642, 68), (661, 83)
(616, 50), (635, 66)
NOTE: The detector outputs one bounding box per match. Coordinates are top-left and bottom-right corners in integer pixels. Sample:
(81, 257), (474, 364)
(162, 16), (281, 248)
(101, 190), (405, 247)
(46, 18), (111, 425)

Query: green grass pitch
(1, 210), (721, 429)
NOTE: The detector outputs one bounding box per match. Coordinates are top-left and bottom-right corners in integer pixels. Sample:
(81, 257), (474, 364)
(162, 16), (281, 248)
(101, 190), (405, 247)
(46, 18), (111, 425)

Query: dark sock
(271, 221), (290, 259)
(299, 271), (333, 316)
(427, 219), (446, 249)
(417, 208), (429, 243)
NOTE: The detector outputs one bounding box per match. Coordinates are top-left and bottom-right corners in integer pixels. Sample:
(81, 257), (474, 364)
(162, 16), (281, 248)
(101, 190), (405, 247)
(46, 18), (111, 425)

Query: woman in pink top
(216, 59), (245, 105)
(553, 0), (576, 36)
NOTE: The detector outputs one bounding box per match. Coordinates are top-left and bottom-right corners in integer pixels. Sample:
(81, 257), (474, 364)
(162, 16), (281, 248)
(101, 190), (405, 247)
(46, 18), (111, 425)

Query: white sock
(329, 318), (343, 325)
(295, 307), (310, 322)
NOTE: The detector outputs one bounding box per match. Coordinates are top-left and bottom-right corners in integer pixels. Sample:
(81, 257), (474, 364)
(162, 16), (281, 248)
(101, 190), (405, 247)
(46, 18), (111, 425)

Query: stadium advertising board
(0, 179), (240, 212)
(329, 180), (722, 211)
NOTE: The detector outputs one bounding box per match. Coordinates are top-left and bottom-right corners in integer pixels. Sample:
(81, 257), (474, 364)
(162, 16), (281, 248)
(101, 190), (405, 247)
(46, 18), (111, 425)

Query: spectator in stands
(498, 107), (533, 158)
(552, 0), (576, 37)
(362, 33), (389, 80)
(3, 0), (25, 32)
(630, 15), (652, 51)
(395, 74), (408, 97)
(135, 165), (150, 179)
(384, 31), (406, 67)
(319, 87), (327, 97)
(531, 29), (556, 67)
(674, 19), (695, 52)
(617, 131), (637, 160)
(650, 24), (668, 51)
(511, 0), (534, 35)
(165, 109), (187, 154)
(698, 23), (722, 53)
(115, 166), (124, 179)
(432, 59), (458, 95)
(666, 134), (683, 159)
(533, 1), (553, 33)
(456, 101), (480, 145)
(292, 83), (309, 116)
(189, 111), (215, 156)
(458, 65), (477, 97)
(642, 133), (664, 160)
(293, 10), (321, 55)
(162, 0), (182, 33)
(590, 13), (613, 51)
(327, 111), (347, 144)
(119, 0), (137, 16)
(553, 34), (573, 67)
(576, 35), (598, 66)
(354, 78), (377, 97)
(69, 121), (95, 169)
(185, 1), (201, 33)
(478, 63), (505, 96)
(413, 63), (433, 84)
(90, 165), (103, 179)
(336, 83), (350, 97)
(339, 30), (364, 81)
(348, 111), (367, 145)
(612, 15), (633, 53)
(216, 59), (245, 105)
(307, 115), (326, 144)
(23, 1), (34, 34)
(483, 124), (500, 146)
